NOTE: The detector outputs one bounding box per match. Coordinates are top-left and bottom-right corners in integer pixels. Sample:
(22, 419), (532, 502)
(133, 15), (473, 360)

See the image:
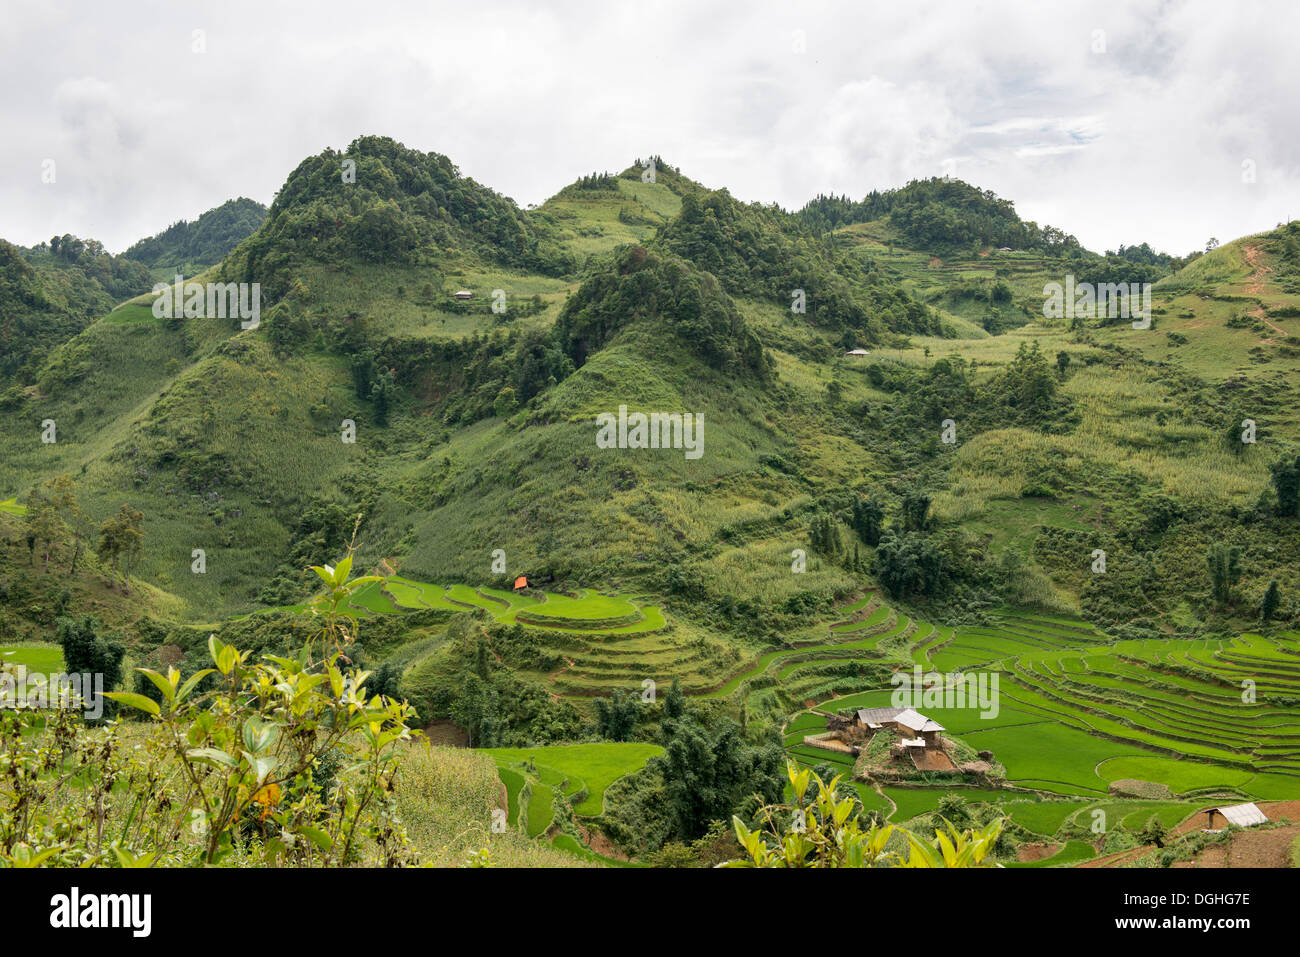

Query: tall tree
(1206, 543), (1243, 607)
(97, 503), (144, 592)
(1269, 454), (1300, 517)
(1260, 580), (1281, 623)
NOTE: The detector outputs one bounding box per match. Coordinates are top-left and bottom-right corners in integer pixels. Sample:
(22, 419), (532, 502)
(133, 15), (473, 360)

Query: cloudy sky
(3, 0), (1298, 255)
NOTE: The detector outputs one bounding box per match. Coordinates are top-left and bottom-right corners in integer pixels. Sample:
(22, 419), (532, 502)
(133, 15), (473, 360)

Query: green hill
(122, 197), (269, 274)
(2, 142), (1299, 854)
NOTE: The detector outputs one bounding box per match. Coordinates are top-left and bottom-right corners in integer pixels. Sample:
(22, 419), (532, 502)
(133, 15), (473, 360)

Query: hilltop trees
(122, 197), (268, 270)
(554, 245), (771, 377)
(225, 136), (574, 301)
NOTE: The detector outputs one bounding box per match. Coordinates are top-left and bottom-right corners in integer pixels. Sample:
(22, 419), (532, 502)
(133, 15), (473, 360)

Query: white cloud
(1, 0), (1298, 255)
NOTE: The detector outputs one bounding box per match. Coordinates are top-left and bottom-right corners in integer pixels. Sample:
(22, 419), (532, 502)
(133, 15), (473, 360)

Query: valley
(2, 138), (1300, 869)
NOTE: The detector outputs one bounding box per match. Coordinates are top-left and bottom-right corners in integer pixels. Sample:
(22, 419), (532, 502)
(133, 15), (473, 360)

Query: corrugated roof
(856, 706), (903, 725)
(893, 708), (945, 733)
(1212, 803), (1268, 827)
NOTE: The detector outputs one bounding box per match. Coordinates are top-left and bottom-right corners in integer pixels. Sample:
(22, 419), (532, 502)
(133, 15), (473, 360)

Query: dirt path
(1242, 243), (1289, 343)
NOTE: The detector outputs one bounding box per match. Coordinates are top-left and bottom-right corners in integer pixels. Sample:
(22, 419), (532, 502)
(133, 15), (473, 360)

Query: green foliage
(655, 704), (784, 842)
(726, 764), (1004, 867)
(226, 135), (573, 300)
(0, 238), (151, 383)
(661, 189), (942, 338)
(874, 529), (944, 599)
(54, 615), (124, 719)
(595, 690), (641, 741)
(1270, 454), (1300, 517)
(554, 244), (771, 376)
(1206, 542), (1243, 607)
(122, 197), (268, 271)
(2, 559), (418, 867)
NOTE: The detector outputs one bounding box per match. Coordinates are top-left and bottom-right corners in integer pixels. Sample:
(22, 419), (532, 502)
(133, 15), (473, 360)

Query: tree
(1260, 580), (1281, 622)
(1056, 350), (1071, 375)
(369, 368), (396, 426)
(23, 485), (62, 570)
(55, 615), (125, 720)
(657, 712), (783, 842)
(900, 490), (931, 532)
(493, 386), (519, 419)
(1139, 814), (1167, 849)
(97, 504), (144, 592)
(595, 690), (639, 741)
(45, 475), (88, 576)
(1206, 543), (1243, 607)
(663, 678), (685, 720)
(874, 529), (944, 599)
(851, 497), (884, 546)
(1269, 454), (1300, 517)
(451, 673), (501, 748)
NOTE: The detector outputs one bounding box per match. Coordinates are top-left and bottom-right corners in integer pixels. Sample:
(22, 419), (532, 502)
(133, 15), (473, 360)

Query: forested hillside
(3, 138), (1299, 868)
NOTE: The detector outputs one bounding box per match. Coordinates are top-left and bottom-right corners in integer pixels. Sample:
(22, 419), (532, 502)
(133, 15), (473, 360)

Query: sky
(3, 0), (1299, 255)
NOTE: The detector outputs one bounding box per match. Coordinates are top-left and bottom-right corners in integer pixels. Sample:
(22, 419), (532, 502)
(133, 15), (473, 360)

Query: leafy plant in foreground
(725, 764), (1003, 868)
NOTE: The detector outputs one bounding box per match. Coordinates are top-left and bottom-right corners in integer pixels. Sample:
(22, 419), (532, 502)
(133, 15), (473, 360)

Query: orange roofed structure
(513, 576), (528, 590)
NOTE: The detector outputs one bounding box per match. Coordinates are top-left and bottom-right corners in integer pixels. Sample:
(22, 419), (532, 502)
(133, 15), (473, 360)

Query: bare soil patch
(1018, 842), (1059, 862)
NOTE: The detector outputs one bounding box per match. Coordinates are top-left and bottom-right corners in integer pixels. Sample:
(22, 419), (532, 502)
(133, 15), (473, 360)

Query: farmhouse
(844, 348), (871, 357)
(1204, 802), (1267, 831)
(806, 704), (958, 773)
(851, 706), (945, 752)
(453, 289), (474, 300)
(513, 576), (529, 591)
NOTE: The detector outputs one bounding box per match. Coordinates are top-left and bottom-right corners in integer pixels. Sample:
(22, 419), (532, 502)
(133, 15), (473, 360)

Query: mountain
(122, 197), (269, 273)
(2, 136), (1298, 748)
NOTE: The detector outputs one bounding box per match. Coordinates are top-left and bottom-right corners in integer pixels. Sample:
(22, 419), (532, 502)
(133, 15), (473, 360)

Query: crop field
(775, 600), (1300, 865)
(0, 644), (66, 672)
(481, 742), (664, 830)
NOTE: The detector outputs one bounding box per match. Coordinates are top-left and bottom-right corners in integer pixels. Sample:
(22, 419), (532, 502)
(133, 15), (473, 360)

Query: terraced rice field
(482, 742), (663, 832)
(777, 603), (1300, 857)
(257, 577), (704, 696)
(704, 592), (924, 710)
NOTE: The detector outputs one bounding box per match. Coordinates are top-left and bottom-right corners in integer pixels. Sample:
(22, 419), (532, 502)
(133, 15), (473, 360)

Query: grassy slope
(5, 156), (1300, 865)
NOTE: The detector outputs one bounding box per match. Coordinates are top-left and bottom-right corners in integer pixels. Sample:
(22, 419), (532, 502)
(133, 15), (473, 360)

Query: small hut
(1205, 802), (1267, 831)
(513, 576), (529, 591)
